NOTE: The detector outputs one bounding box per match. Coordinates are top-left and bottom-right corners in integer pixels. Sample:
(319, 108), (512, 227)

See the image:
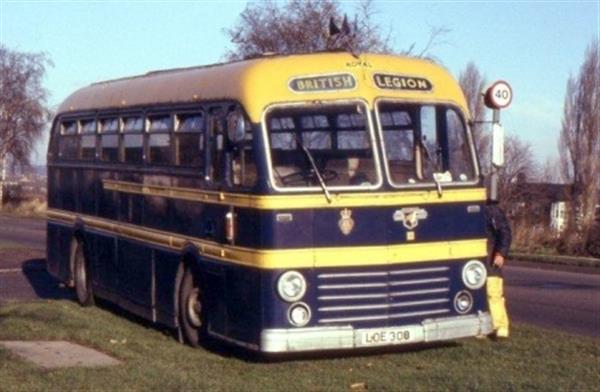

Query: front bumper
(260, 312), (493, 353)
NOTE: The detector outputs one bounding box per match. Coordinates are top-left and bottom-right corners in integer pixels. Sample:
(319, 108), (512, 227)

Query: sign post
(483, 81), (513, 202)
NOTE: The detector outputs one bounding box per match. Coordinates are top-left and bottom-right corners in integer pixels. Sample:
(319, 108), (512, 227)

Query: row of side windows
(55, 112), (205, 167)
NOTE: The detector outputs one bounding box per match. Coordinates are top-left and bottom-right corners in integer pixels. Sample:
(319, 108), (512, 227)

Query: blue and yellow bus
(47, 52), (493, 352)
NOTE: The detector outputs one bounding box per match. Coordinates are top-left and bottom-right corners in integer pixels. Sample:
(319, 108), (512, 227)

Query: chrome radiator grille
(316, 266), (452, 326)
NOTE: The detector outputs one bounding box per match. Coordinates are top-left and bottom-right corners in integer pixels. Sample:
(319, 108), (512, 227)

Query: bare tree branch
(223, 0), (448, 60)
(0, 46), (52, 174)
(558, 39), (599, 246)
(458, 62), (489, 172)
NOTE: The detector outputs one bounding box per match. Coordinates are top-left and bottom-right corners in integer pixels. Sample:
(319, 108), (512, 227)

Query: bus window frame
(174, 109), (206, 169)
(146, 111), (174, 166)
(260, 99), (383, 194)
(79, 117), (98, 161)
(58, 118), (80, 160)
(373, 98), (480, 190)
(99, 116), (122, 163)
(225, 104), (257, 190)
(121, 112), (145, 164)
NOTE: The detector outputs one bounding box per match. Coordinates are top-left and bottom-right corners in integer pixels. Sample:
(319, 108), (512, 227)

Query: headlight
(454, 291), (473, 314)
(462, 260), (487, 289)
(277, 271), (306, 302)
(288, 303), (311, 327)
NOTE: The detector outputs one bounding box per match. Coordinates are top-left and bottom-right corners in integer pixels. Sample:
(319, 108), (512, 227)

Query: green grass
(0, 301), (598, 391)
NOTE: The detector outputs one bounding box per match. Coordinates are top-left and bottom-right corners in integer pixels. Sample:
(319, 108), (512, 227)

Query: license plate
(361, 328), (413, 346)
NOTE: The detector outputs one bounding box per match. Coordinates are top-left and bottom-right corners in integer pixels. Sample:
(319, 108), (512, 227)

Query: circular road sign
(484, 81), (513, 109)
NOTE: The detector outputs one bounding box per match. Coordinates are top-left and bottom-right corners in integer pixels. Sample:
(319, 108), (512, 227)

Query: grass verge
(0, 200), (47, 218)
(0, 300), (598, 391)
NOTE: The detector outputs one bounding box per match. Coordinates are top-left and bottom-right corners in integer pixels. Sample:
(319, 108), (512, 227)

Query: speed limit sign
(484, 81), (513, 109)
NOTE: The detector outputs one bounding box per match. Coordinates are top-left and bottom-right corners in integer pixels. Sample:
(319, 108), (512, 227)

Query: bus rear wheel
(179, 267), (204, 347)
(73, 241), (94, 307)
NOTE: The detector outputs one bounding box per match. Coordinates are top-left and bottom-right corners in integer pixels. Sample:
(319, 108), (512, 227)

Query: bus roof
(57, 52), (470, 122)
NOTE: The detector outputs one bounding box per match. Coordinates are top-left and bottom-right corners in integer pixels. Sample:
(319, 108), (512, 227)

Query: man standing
(485, 201), (512, 338)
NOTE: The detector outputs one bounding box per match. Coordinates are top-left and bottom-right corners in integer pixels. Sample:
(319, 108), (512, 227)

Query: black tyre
(179, 266), (204, 347)
(74, 241), (94, 307)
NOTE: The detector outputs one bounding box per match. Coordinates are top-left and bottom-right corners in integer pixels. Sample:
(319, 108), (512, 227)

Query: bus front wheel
(73, 241), (94, 307)
(179, 266), (204, 347)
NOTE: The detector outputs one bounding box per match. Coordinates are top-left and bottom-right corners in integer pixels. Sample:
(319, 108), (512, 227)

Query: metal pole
(489, 109), (500, 202)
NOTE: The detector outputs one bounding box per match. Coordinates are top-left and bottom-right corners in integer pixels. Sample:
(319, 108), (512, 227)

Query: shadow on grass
(18, 259), (462, 362)
(256, 341), (460, 363)
(60, 296), (460, 363)
(88, 298), (264, 362)
(21, 258), (74, 301)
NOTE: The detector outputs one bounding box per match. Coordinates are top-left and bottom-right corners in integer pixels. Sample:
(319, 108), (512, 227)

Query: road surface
(0, 215), (45, 251)
(0, 215), (598, 337)
(505, 263), (599, 337)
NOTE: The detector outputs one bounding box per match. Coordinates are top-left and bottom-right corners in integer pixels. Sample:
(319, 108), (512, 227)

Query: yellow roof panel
(57, 52), (469, 122)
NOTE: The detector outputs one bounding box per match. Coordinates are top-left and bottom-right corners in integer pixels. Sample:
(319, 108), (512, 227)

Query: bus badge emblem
(338, 208), (355, 236)
(393, 208), (428, 230)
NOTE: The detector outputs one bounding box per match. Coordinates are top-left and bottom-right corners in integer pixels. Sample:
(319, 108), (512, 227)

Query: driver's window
(267, 103), (377, 188)
(419, 105), (440, 180)
(206, 109), (225, 183)
(230, 110), (257, 188)
(446, 109), (474, 181)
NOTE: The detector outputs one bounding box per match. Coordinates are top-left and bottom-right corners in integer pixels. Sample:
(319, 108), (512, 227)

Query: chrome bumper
(260, 312), (493, 353)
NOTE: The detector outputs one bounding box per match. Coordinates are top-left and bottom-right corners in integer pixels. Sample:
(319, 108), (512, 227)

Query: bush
(0, 198), (47, 217)
(586, 222), (600, 258)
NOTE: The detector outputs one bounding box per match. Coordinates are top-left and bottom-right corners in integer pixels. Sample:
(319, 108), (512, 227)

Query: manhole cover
(0, 341), (121, 368)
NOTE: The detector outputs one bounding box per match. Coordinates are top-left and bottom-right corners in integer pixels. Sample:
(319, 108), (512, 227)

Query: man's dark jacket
(484, 204), (512, 259)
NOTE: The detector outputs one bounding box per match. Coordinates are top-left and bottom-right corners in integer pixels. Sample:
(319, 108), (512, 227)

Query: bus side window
(231, 129), (257, 188)
(100, 118), (120, 162)
(80, 119), (97, 160)
(58, 120), (79, 160)
(207, 109), (226, 183)
(123, 115), (144, 164)
(148, 114), (172, 165)
(175, 112), (204, 168)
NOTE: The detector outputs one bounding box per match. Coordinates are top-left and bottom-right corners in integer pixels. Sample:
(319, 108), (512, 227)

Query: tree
(457, 63), (538, 209)
(539, 156), (562, 184)
(224, 0), (392, 60)
(559, 39), (599, 245)
(497, 135), (537, 210)
(458, 62), (489, 172)
(0, 45), (52, 176)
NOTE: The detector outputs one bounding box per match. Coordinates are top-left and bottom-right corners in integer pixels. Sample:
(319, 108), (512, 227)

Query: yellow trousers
(487, 276), (510, 337)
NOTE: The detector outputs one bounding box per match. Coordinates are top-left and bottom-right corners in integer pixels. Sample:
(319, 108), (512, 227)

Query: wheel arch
(68, 218), (86, 286)
(173, 243), (204, 329)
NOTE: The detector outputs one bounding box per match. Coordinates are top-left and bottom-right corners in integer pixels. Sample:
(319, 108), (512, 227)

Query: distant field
(0, 301), (598, 391)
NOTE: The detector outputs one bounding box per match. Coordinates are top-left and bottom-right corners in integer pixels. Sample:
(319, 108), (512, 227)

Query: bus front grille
(315, 265), (453, 327)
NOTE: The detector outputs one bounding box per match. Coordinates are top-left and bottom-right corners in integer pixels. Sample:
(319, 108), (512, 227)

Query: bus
(47, 52), (494, 353)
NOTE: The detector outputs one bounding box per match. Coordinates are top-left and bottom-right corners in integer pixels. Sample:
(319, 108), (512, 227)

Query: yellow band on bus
(102, 179), (486, 210)
(47, 209), (487, 269)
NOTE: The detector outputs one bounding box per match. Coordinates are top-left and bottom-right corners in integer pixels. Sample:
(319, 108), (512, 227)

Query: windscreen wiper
(419, 139), (444, 197)
(295, 134), (332, 203)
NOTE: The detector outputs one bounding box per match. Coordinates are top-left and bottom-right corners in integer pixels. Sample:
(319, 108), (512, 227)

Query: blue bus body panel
(260, 261), (487, 331)
(235, 203), (485, 249)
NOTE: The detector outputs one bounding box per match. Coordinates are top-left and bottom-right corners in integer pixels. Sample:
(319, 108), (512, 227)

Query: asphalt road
(0, 215), (598, 337)
(0, 215), (45, 251)
(505, 263), (600, 337)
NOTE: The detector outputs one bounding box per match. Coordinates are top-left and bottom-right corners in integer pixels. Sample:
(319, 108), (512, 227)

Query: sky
(1, 0), (598, 167)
